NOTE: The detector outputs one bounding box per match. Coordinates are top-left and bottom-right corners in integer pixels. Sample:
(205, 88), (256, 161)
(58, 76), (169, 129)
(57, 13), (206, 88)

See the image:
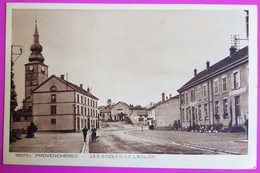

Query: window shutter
(231, 73), (234, 90)
(237, 70), (241, 88)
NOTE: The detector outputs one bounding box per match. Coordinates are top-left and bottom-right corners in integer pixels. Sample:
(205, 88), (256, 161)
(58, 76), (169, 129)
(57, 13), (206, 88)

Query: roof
(178, 46), (248, 92)
(133, 109), (148, 116)
(32, 75), (99, 100)
(61, 77), (99, 100)
(149, 94), (179, 110)
(99, 105), (113, 113)
(111, 101), (129, 109)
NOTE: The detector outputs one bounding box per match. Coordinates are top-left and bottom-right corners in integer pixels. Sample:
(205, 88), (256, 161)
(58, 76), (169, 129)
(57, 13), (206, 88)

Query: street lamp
(11, 45), (23, 62)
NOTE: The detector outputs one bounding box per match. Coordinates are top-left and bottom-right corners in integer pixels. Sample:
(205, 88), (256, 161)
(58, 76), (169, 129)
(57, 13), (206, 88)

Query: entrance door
(235, 96), (241, 125)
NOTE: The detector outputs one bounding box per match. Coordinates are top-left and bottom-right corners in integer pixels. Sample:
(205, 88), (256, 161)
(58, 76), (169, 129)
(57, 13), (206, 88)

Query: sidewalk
(10, 132), (86, 153)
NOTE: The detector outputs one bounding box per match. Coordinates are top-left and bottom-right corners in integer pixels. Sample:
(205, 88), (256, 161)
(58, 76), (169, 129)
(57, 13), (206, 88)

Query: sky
(11, 5), (248, 108)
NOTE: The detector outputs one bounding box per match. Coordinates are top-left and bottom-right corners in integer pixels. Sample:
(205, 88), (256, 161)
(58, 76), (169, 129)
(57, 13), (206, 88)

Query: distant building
(177, 46), (248, 130)
(147, 93), (180, 128)
(129, 109), (148, 125)
(99, 106), (112, 121)
(110, 101), (131, 121)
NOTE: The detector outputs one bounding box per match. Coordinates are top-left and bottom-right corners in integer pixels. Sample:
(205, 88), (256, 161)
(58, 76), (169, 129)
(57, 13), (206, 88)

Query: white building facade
(32, 75), (99, 132)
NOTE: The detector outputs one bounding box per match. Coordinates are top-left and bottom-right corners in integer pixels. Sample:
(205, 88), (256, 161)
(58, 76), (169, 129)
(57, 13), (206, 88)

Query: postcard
(4, 3), (257, 169)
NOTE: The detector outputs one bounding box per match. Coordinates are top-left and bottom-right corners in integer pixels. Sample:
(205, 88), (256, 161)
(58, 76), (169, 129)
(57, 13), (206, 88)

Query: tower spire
(33, 19), (39, 43)
(29, 20), (45, 63)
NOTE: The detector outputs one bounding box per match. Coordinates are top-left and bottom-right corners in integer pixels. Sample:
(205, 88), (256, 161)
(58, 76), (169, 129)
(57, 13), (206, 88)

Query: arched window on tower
(50, 86), (58, 92)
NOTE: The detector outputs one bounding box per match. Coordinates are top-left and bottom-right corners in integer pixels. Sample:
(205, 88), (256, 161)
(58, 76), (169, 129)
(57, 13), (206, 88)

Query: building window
(197, 86), (201, 100)
(88, 108), (90, 116)
(88, 98), (89, 106)
(81, 96), (83, 104)
(223, 98), (228, 118)
(50, 86), (58, 91)
(204, 104), (208, 119)
(182, 109), (185, 122)
(84, 97), (86, 105)
(215, 101), (219, 114)
(222, 76), (227, 92)
(214, 80), (219, 95)
(84, 107), (87, 115)
(203, 84), (207, 98)
(51, 119), (56, 124)
(233, 71), (241, 89)
(191, 89), (195, 102)
(51, 94), (56, 102)
(181, 93), (185, 104)
(81, 106), (83, 115)
(51, 105), (57, 115)
(81, 119), (83, 129)
(185, 92), (188, 103)
(77, 94), (79, 103)
(198, 105), (202, 121)
(77, 105), (80, 114)
(186, 108), (190, 122)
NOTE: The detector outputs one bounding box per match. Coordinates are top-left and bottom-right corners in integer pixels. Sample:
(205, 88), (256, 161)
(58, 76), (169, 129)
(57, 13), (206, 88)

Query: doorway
(235, 96), (241, 125)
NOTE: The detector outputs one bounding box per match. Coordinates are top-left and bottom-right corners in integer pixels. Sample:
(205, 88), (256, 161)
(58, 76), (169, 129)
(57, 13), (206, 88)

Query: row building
(177, 46), (248, 131)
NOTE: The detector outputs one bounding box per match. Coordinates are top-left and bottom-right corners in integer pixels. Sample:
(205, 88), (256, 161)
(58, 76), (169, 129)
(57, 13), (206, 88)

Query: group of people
(82, 126), (97, 142)
(189, 123), (223, 133)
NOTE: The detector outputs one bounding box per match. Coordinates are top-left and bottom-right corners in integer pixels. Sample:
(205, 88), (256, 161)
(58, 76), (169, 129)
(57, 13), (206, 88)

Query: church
(14, 21), (100, 132)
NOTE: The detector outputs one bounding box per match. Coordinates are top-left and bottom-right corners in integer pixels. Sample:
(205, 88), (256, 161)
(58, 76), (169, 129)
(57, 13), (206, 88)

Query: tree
(10, 59), (18, 126)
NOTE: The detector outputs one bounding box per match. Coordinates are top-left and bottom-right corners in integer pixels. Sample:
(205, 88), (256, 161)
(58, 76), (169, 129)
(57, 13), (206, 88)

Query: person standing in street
(82, 126), (88, 142)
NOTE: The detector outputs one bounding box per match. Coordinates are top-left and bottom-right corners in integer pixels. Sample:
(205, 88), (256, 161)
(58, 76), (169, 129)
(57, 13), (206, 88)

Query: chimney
(60, 75), (65, 80)
(87, 87), (90, 92)
(107, 99), (112, 106)
(169, 94), (172, 98)
(166, 96), (168, 100)
(162, 93), (165, 102)
(206, 61), (210, 69)
(194, 68), (197, 76)
(80, 84), (83, 88)
(229, 46), (237, 56)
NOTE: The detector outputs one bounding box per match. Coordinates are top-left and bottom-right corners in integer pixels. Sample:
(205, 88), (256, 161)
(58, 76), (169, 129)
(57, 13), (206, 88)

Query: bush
(149, 125), (155, 130)
(26, 122), (38, 138)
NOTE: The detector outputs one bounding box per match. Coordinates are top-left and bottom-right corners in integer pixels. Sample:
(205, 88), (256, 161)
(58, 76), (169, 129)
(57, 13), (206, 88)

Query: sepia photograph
(4, 3), (257, 168)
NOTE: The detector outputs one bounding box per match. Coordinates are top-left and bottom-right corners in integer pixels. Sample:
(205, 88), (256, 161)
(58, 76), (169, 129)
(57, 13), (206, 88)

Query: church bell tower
(24, 20), (48, 109)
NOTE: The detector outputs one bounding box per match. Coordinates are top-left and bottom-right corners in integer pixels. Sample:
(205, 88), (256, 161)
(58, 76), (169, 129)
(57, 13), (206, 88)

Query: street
(89, 123), (212, 154)
(10, 122), (247, 155)
(89, 122), (247, 155)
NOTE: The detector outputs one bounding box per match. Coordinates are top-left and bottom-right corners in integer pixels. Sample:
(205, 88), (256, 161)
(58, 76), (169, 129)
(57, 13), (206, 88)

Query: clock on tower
(24, 20), (48, 102)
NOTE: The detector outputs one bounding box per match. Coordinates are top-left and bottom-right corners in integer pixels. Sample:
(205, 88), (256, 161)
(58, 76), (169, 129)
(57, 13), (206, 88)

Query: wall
(154, 98), (180, 127)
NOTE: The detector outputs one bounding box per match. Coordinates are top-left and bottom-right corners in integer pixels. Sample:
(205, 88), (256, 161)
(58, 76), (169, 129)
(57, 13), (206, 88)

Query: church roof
(29, 20), (45, 63)
(177, 46), (248, 92)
